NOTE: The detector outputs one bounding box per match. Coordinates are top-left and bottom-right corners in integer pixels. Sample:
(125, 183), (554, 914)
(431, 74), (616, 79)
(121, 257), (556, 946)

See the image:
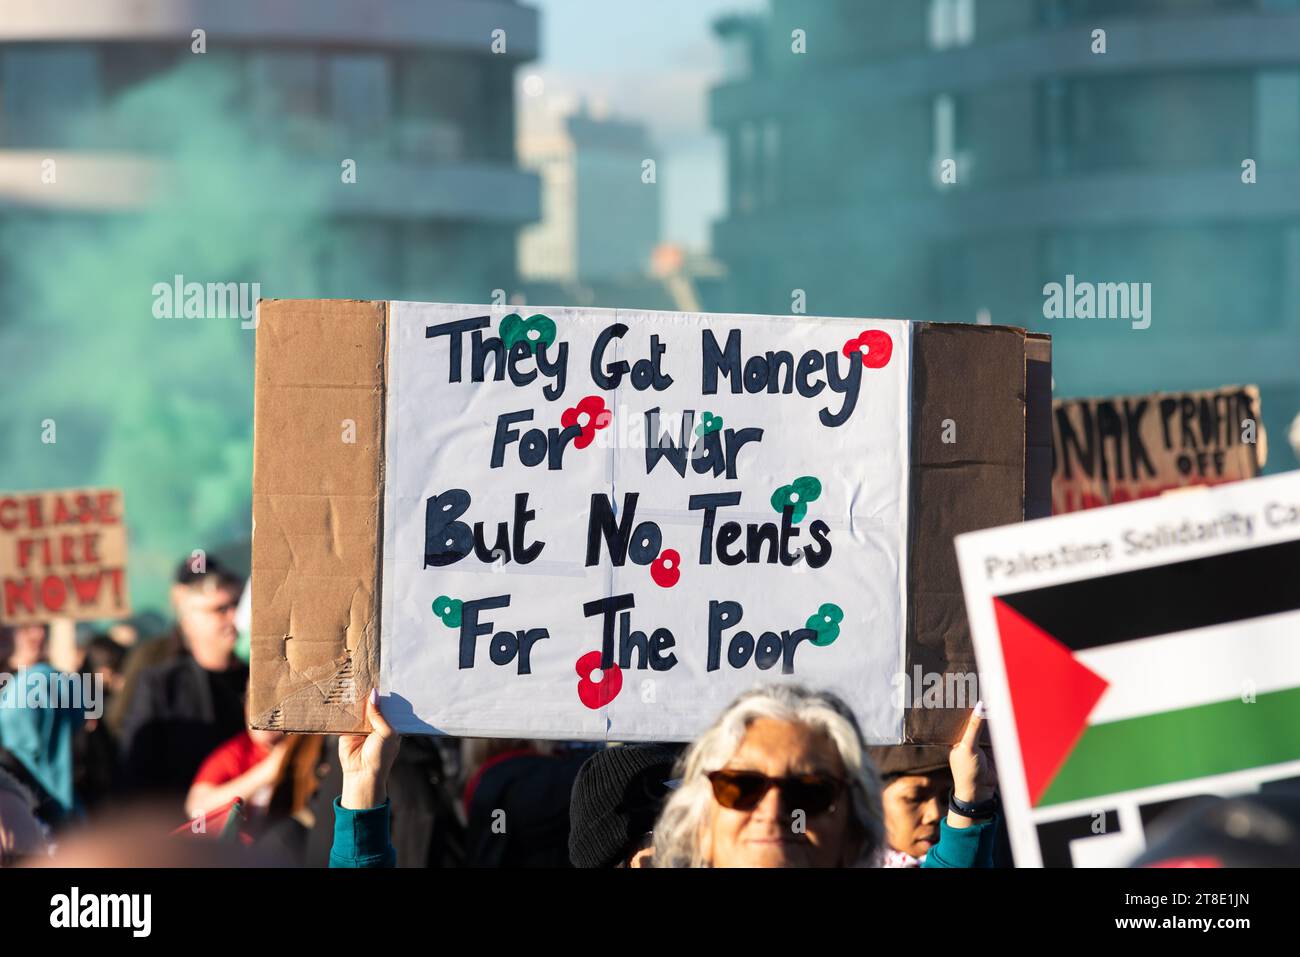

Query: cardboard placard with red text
(0, 488), (130, 624)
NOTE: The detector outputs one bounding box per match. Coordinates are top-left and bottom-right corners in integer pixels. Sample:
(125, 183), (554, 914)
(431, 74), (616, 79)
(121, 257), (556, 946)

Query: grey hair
(653, 684), (885, 867)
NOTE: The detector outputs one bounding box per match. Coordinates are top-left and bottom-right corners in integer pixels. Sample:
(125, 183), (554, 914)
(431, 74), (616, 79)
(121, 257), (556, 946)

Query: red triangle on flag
(993, 598), (1110, 806)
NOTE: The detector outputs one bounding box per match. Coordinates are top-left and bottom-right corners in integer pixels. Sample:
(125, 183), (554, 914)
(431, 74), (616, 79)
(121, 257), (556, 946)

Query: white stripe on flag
(1075, 609), (1300, 725)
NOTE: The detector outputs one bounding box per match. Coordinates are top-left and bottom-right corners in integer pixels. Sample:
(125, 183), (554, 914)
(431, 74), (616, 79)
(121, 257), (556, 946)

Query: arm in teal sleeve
(329, 796), (397, 868)
(921, 815), (998, 868)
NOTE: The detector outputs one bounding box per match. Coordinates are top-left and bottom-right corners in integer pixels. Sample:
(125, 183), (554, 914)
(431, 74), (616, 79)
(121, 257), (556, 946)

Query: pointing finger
(956, 700), (986, 749)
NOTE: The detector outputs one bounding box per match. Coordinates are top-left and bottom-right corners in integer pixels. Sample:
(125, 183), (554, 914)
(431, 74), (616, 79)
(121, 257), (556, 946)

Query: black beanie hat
(568, 745), (677, 868)
(866, 745), (951, 781)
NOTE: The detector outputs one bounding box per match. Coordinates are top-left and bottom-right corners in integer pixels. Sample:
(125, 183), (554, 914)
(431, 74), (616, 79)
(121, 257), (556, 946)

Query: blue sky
(523, 0), (766, 251)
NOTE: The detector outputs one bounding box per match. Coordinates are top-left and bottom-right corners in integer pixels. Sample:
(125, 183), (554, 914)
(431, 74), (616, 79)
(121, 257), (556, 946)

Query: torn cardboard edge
(250, 302), (1051, 741)
(249, 299), (387, 733)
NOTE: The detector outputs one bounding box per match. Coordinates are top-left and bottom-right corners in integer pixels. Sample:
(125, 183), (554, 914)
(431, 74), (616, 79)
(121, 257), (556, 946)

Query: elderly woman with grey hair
(652, 685), (997, 868)
(326, 685), (996, 868)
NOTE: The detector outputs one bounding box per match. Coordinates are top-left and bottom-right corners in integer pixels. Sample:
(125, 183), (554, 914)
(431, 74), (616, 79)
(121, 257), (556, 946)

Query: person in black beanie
(866, 745), (957, 866)
(568, 745), (677, 868)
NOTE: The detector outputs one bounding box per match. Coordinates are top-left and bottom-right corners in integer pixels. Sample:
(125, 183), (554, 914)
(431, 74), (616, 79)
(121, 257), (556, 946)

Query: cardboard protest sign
(249, 301), (1046, 742)
(1052, 385), (1266, 514)
(0, 488), (130, 624)
(956, 470), (1300, 867)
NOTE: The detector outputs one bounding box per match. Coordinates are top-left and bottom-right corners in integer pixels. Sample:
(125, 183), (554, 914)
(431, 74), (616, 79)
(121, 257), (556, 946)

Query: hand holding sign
(339, 690), (401, 811)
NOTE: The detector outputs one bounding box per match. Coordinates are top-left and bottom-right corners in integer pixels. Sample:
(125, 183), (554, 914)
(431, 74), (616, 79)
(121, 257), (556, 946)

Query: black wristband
(948, 788), (997, 820)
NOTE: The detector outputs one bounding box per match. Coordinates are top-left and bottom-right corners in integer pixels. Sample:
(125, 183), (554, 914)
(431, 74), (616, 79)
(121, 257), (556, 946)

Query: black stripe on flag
(998, 538), (1299, 651)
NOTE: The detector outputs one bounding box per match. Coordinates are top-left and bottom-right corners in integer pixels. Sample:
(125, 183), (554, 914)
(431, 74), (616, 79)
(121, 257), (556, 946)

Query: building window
(928, 0), (976, 50)
(249, 50), (322, 117)
(1, 46), (101, 148)
(330, 54), (392, 143)
(1256, 71), (1300, 166)
(100, 45), (181, 100)
(396, 53), (483, 161)
(248, 50), (323, 151)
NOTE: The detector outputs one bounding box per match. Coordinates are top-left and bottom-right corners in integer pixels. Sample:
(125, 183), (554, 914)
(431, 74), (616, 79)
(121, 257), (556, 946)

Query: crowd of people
(0, 553), (1006, 868)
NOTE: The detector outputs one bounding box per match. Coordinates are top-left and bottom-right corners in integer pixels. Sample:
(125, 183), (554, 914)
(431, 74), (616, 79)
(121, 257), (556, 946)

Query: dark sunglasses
(706, 769), (846, 815)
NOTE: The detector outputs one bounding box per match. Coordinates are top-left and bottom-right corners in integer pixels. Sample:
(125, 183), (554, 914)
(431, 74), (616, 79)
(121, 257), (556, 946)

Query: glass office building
(710, 0), (1300, 470)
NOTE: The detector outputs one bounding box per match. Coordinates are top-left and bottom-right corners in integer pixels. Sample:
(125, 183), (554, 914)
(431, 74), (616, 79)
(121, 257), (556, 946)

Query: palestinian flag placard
(957, 470), (1300, 867)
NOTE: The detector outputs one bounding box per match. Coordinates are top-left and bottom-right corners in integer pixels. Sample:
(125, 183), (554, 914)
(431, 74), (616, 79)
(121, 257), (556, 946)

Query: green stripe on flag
(1038, 685), (1300, 807)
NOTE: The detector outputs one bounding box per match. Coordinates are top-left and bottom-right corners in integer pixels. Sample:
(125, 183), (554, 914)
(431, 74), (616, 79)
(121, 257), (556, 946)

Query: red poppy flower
(575, 650), (623, 709)
(841, 330), (893, 369)
(650, 548), (681, 588)
(562, 395), (613, 450)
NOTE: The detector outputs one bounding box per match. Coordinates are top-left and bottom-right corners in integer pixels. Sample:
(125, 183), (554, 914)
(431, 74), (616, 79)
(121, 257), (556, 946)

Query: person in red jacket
(185, 726), (289, 823)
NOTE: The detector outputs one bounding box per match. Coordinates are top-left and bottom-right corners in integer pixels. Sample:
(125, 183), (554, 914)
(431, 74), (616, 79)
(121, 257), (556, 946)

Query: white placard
(380, 303), (911, 742)
(956, 469), (1300, 866)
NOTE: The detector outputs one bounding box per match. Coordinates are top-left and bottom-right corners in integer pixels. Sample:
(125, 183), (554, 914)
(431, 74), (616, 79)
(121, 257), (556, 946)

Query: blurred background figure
(0, 766), (49, 866)
(1131, 792), (1300, 868)
(30, 803), (292, 868)
(107, 557), (244, 735)
(83, 634), (127, 699)
(0, 623), (82, 824)
(461, 738), (587, 867)
(1, 623), (48, 675)
(185, 722), (288, 823)
(185, 712), (325, 863)
(72, 634), (128, 815)
(116, 556), (246, 817)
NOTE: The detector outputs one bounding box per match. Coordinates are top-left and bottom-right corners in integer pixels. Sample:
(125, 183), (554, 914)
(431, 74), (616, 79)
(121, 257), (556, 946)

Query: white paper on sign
(379, 303), (911, 742)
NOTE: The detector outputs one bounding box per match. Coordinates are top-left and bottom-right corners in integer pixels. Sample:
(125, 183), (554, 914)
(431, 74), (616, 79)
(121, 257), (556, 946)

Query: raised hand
(948, 701), (997, 814)
(338, 689), (401, 810)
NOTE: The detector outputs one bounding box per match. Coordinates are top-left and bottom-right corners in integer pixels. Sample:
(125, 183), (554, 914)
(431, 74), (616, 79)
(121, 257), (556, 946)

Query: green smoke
(0, 57), (342, 615)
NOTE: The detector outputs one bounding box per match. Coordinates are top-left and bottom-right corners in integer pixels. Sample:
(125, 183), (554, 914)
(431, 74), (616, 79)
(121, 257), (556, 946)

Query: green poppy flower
(432, 595), (463, 628)
(770, 475), (822, 523)
(694, 411), (723, 437)
(499, 313), (557, 355)
(806, 602), (843, 646)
